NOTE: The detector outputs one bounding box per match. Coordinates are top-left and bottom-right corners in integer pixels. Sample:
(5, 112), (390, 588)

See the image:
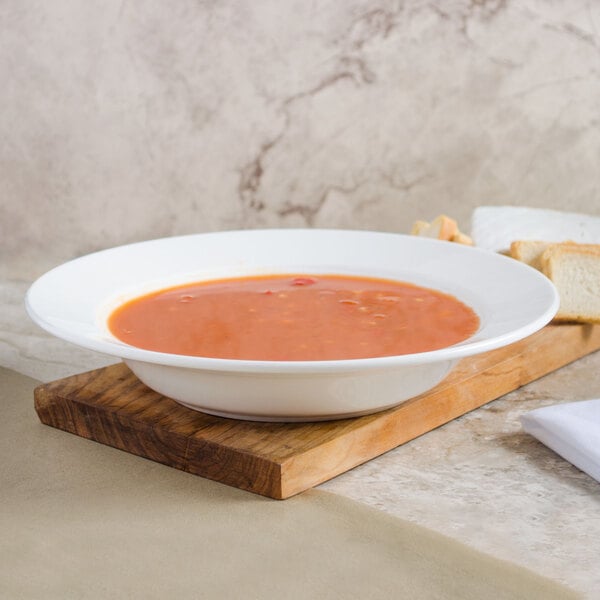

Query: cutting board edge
(276, 326), (600, 497)
(31, 324), (600, 500)
(34, 384), (286, 499)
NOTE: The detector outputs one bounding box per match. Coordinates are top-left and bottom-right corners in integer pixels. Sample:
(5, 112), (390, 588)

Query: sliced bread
(510, 240), (554, 271)
(540, 245), (600, 324)
(510, 240), (598, 270)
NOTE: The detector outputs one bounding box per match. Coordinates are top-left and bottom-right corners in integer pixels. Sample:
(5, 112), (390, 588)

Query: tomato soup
(108, 274), (479, 361)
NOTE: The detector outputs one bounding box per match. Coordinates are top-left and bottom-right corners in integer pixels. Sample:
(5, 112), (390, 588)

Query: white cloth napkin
(471, 206), (600, 251)
(521, 399), (600, 483)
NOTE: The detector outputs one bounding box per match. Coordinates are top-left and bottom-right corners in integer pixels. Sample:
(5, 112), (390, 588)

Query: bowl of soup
(26, 229), (559, 421)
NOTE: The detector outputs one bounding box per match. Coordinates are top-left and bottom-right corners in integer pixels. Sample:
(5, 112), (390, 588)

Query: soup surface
(108, 274), (479, 361)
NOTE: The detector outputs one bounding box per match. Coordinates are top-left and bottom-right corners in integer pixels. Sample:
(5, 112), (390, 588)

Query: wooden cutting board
(34, 324), (600, 499)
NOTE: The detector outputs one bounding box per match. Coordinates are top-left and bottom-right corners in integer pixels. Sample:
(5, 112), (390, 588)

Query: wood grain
(34, 324), (600, 499)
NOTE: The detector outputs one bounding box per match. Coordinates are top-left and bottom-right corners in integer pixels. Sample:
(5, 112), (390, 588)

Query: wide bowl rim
(25, 228), (560, 374)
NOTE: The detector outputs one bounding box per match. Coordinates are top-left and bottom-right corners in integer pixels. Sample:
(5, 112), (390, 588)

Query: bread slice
(510, 240), (554, 271)
(540, 245), (600, 323)
(510, 240), (598, 270)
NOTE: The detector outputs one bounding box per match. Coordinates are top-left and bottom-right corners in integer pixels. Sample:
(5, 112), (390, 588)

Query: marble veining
(2, 1), (600, 280)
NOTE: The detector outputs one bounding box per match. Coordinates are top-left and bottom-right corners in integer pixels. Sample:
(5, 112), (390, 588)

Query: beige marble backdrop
(2, 0), (600, 279)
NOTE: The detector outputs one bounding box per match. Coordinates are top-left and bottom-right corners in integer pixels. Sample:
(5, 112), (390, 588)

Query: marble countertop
(3, 277), (599, 598)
